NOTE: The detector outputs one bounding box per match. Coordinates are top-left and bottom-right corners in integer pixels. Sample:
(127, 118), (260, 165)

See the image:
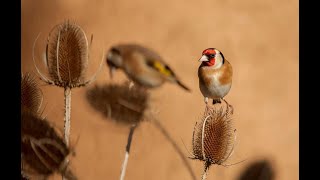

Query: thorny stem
(151, 118), (197, 180)
(201, 161), (211, 180)
(62, 87), (71, 180)
(64, 87), (72, 145)
(120, 124), (137, 180)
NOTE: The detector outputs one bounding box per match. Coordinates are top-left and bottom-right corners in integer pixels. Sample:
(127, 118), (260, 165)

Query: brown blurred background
(21, 0), (298, 179)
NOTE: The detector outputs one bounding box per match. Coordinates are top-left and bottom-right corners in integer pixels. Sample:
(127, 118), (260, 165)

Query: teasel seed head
(21, 110), (77, 180)
(21, 72), (43, 114)
(191, 105), (236, 167)
(86, 81), (150, 125)
(33, 20), (103, 89)
(47, 20), (87, 88)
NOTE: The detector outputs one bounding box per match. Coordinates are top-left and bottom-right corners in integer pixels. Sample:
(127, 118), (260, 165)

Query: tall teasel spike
(191, 104), (236, 180)
(21, 72), (43, 114)
(32, 20), (104, 180)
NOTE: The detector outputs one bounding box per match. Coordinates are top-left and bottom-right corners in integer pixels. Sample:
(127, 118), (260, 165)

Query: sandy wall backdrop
(21, 0), (298, 179)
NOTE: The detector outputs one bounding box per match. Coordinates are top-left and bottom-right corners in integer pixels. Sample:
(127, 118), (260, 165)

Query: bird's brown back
(198, 59), (233, 86)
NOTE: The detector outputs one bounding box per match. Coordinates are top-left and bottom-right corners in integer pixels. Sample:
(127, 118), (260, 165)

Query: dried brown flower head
(33, 20), (101, 89)
(86, 82), (150, 125)
(21, 110), (77, 180)
(191, 105), (236, 167)
(238, 159), (274, 180)
(21, 72), (43, 114)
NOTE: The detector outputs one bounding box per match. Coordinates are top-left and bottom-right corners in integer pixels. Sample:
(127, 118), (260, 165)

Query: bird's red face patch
(202, 48), (216, 66)
(202, 48), (216, 56)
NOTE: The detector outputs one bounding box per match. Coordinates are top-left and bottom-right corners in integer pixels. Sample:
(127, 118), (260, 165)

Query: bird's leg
(212, 99), (221, 105)
(204, 97), (209, 105)
(222, 98), (233, 115)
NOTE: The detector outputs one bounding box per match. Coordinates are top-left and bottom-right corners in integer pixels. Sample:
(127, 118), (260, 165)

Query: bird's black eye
(208, 54), (215, 58)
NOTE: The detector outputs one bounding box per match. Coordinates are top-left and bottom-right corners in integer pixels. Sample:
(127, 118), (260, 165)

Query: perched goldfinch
(198, 48), (233, 104)
(106, 43), (190, 91)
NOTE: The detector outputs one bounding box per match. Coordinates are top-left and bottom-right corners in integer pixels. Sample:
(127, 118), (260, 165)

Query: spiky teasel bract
(191, 104), (236, 179)
(21, 72), (43, 114)
(34, 20), (102, 88)
(86, 81), (150, 125)
(21, 110), (77, 180)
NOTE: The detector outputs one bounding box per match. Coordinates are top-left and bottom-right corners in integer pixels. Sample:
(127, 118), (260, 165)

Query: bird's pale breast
(198, 60), (232, 99)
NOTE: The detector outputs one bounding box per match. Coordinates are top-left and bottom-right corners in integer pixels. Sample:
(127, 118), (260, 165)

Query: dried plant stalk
(33, 20), (104, 180)
(201, 161), (210, 180)
(191, 104), (236, 180)
(64, 88), (71, 146)
(21, 72), (43, 114)
(46, 21), (89, 180)
(120, 124), (137, 180)
(21, 110), (77, 180)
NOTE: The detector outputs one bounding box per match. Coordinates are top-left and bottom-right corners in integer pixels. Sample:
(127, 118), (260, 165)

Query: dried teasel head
(21, 110), (77, 180)
(21, 72), (43, 114)
(33, 20), (103, 89)
(86, 81), (150, 125)
(191, 105), (236, 168)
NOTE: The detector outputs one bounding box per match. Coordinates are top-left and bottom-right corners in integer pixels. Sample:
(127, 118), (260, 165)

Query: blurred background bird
(198, 48), (233, 105)
(106, 43), (190, 92)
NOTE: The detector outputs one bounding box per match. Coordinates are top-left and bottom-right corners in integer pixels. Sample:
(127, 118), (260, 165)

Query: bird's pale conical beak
(199, 55), (209, 62)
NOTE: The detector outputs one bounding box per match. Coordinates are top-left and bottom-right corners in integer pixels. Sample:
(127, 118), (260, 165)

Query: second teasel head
(86, 81), (150, 125)
(191, 105), (236, 167)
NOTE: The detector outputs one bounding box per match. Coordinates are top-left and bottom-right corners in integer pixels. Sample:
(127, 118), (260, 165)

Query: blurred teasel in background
(21, 72), (43, 114)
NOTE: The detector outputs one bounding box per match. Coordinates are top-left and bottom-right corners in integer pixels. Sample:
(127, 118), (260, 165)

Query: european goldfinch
(106, 43), (190, 91)
(198, 48), (233, 105)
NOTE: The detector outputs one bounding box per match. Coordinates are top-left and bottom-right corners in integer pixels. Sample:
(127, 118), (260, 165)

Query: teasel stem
(64, 87), (71, 146)
(151, 118), (197, 180)
(201, 161), (211, 180)
(120, 124), (137, 180)
(62, 87), (71, 180)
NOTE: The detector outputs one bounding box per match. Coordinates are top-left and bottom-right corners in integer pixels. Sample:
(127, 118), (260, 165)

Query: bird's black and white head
(106, 47), (123, 79)
(198, 48), (225, 69)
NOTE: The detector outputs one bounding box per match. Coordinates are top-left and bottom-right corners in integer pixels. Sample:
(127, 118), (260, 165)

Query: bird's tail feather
(176, 80), (191, 92)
